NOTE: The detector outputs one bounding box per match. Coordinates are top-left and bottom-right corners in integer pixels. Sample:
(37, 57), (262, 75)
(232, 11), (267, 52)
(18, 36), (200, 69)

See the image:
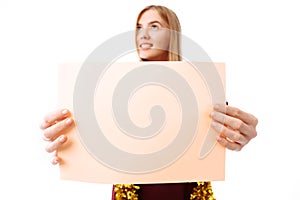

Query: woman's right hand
(40, 108), (74, 165)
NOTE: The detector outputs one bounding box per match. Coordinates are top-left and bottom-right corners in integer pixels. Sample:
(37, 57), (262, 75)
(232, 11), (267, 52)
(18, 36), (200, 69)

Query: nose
(139, 28), (150, 40)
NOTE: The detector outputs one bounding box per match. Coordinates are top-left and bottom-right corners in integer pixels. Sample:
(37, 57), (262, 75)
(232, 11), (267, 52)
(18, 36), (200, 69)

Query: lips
(139, 43), (153, 49)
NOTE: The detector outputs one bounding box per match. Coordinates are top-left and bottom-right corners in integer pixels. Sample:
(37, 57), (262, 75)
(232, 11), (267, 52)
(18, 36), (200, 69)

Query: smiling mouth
(139, 43), (153, 49)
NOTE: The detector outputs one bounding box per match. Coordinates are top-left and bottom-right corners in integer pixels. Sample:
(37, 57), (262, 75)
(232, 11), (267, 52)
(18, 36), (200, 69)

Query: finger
(214, 104), (258, 126)
(40, 109), (70, 130)
(211, 121), (248, 145)
(211, 111), (249, 135)
(45, 135), (67, 153)
(226, 106), (258, 126)
(51, 154), (60, 165)
(216, 136), (243, 151)
(43, 117), (73, 140)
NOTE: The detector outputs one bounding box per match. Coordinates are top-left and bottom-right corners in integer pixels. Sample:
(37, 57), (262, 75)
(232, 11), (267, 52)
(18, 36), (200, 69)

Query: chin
(139, 55), (152, 61)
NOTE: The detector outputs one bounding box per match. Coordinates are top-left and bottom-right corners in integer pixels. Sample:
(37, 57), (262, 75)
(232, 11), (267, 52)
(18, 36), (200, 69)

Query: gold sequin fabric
(114, 184), (140, 200)
(114, 182), (216, 200)
(190, 182), (216, 200)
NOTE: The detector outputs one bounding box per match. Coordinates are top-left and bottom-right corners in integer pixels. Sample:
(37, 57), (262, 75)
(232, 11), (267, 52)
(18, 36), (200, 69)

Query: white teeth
(140, 43), (153, 48)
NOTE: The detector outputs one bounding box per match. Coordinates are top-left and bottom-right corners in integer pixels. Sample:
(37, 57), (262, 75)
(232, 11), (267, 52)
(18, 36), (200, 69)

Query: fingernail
(216, 136), (222, 142)
(62, 109), (68, 115)
(52, 158), (58, 165)
(210, 112), (216, 118)
(59, 135), (65, 142)
(66, 118), (72, 125)
(211, 121), (217, 127)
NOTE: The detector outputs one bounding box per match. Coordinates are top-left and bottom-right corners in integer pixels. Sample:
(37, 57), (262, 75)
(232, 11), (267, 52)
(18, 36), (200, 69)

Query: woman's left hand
(210, 104), (258, 151)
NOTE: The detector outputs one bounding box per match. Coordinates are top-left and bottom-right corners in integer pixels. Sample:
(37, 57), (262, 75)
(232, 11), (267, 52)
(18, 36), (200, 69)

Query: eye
(136, 25), (142, 31)
(151, 24), (159, 30)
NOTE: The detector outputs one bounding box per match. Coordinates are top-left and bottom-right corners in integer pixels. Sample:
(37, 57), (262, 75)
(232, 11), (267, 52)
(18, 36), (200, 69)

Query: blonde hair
(136, 5), (182, 61)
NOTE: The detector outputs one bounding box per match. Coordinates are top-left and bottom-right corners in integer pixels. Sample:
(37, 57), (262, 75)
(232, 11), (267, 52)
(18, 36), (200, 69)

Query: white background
(1, 0), (299, 199)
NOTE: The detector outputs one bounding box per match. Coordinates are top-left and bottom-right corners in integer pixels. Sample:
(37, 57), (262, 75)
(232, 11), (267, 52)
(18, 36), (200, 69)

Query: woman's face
(136, 9), (170, 61)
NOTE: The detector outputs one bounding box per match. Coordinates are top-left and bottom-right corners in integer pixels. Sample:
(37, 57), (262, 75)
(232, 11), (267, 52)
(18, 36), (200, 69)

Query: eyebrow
(136, 20), (164, 26)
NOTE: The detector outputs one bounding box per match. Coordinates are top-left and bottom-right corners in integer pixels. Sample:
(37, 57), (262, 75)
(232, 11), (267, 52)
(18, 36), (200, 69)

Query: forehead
(138, 9), (165, 25)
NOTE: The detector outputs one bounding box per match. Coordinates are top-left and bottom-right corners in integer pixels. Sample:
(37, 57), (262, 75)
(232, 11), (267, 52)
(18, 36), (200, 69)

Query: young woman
(40, 5), (258, 200)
